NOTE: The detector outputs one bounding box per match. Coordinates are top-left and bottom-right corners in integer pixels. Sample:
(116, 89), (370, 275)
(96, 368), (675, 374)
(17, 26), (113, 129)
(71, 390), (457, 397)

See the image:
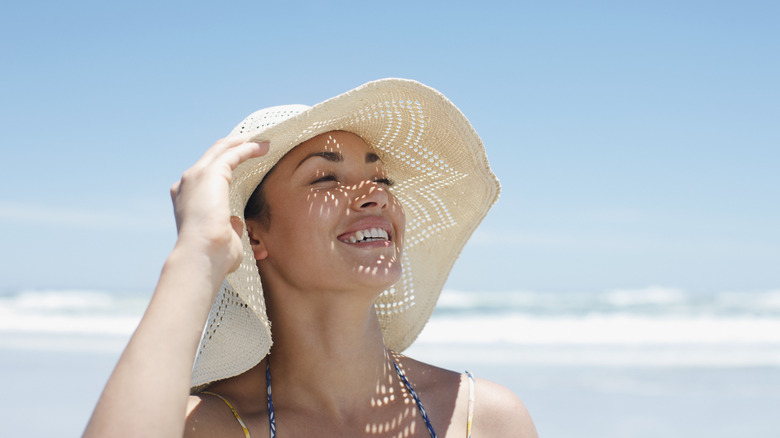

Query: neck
(264, 287), (394, 418)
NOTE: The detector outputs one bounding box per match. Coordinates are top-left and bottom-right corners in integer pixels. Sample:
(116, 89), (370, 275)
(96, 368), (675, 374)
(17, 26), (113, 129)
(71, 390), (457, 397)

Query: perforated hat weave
(190, 78), (500, 389)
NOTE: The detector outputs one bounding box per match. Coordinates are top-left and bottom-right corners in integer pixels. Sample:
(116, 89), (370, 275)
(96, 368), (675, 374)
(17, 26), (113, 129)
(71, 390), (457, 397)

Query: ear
(244, 218), (269, 261)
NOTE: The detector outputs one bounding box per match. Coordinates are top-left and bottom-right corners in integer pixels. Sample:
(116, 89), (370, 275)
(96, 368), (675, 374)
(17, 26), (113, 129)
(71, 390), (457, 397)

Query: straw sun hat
(190, 78), (500, 389)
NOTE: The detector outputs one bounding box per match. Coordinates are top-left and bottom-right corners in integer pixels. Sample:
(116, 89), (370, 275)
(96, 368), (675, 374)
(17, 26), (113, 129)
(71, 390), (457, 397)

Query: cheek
(302, 189), (349, 220)
(389, 196), (406, 249)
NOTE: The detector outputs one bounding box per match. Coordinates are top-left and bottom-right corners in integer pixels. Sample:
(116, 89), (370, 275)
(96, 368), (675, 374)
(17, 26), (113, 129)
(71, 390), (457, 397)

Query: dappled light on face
(305, 190), (342, 218)
(349, 184), (389, 210)
(377, 255), (394, 277)
(268, 130), (405, 293)
(324, 133), (342, 151)
(354, 253), (399, 282)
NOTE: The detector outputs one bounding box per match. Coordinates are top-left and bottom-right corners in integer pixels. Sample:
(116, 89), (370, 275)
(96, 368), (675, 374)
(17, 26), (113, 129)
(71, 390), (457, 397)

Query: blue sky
(1, 0), (778, 295)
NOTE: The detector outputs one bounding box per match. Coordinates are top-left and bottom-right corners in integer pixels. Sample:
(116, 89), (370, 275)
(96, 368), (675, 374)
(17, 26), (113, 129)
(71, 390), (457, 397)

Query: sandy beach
(3, 288), (780, 437)
(4, 343), (779, 437)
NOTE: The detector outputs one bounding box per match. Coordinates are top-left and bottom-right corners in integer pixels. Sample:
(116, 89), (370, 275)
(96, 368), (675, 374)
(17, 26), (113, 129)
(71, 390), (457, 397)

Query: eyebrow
(295, 151), (382, 169)
(296, 151), (342, 169)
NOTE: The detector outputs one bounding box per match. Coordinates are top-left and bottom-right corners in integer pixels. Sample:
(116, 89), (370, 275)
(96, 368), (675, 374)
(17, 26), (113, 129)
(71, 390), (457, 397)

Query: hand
(170, 135), (269, 274)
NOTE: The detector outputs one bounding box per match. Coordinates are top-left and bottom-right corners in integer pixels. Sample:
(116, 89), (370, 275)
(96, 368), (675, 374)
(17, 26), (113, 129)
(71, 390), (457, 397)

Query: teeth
(345, 228), (389, 243)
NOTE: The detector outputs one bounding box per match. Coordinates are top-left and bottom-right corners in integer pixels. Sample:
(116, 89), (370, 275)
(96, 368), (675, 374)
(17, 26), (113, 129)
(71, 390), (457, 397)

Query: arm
(83, 137), (269, 438)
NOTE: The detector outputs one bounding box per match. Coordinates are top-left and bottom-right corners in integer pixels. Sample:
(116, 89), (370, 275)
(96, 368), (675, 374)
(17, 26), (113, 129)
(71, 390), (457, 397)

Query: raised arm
(83, 137), (269, 438)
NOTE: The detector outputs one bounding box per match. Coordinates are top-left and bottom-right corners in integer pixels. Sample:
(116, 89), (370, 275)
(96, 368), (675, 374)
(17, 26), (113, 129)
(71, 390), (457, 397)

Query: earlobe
(245, 220), (269, 260)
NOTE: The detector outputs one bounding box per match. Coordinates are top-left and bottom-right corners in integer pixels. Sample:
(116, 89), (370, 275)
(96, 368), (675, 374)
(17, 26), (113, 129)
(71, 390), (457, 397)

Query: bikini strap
(392, 360), (438, 438)
(264, 360), (438, 438)
(266, 362), (276, 438)
(465, 371), (476, 438)
(200, 391), (251, 438)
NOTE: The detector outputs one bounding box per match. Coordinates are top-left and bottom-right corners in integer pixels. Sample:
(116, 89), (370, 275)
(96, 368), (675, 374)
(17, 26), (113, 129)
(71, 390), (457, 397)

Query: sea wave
(6, 287), (780, 316)
(2, 288), (779, 366)
(436, 287), (780, 317)
(0, 289), (147, 336)
(419, 314), (780, 344)
(0, 289), (150, 315)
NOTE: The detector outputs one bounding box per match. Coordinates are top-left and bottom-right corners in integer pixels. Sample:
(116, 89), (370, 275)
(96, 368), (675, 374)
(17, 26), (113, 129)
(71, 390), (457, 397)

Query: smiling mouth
(339, 228), (390, 243)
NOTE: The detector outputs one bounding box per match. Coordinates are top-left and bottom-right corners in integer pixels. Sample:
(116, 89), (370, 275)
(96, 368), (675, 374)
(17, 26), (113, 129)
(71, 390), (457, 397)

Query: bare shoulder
(393, 354), (536, 437)
(183, 368), (268, 438)
(183, 393), (242, 438)
(471, 377), (538, 438)
(392, 354), (463, 393)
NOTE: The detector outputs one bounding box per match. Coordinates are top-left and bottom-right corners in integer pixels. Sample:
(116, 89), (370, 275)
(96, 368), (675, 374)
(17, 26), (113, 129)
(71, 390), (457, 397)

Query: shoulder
(471, 377), (538, 438)
(392, 354), (462, 396)
(393, 355), (536, 437)
(184, 393), (224, 438)
(184, 391), (252, 438)
(183, 367), (269, 437)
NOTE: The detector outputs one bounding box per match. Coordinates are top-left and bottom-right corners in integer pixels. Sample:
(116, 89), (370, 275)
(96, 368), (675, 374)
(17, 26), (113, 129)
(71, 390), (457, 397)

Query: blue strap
(266, 363), (276, 438)
(393, 360), (438, 438)
(266, 360), (437, 438)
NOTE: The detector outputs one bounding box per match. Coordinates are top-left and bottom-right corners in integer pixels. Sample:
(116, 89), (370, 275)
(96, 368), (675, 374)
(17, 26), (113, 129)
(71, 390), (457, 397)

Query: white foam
(0, 313), (140, 335)
(4, 288), (780, 367)
(602, 286), (687, 307)
(419, 314), (780, 344)
(715, 289), (780, 311)
(0, 290), (145, 337)
(406, 342), (780, 367)
(436, 288), (780, 317)
(8, 290), (115, 311)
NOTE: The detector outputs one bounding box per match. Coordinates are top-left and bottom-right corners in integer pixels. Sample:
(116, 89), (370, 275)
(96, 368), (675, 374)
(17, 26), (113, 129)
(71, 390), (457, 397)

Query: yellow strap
(466, 371), (475, 438)
(200, 391), (251, 438)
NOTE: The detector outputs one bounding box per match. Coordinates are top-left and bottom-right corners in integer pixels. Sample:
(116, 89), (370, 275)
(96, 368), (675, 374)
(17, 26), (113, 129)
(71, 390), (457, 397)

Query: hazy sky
(1, 0), (778, 295)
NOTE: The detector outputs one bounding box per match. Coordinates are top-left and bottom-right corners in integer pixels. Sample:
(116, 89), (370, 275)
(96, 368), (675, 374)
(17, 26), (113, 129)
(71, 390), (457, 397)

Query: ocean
(2, 287), (779, 437)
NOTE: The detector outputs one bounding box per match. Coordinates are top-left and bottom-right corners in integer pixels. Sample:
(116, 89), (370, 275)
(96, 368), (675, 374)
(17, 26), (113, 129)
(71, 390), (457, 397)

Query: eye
(375, 177), (395, 187)
(312, 174), (338, 184)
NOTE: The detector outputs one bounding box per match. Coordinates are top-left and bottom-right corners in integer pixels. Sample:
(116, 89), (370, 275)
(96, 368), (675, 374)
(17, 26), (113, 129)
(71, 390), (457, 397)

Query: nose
(349, 180), (389, 211)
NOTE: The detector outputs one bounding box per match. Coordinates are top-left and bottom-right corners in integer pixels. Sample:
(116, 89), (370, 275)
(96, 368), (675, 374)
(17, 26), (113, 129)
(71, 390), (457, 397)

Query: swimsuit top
(201, 361), (476, 438)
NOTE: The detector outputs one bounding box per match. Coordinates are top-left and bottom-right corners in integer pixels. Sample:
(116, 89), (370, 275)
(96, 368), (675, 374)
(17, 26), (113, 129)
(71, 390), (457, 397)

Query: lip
(337, 216), (394, 245)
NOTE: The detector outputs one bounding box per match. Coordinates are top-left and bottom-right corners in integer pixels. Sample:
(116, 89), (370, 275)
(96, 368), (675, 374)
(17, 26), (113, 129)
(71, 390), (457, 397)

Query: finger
(248, 134), (269, 144)
(197, 133), (256, 167)
(219, 141), (270, 172)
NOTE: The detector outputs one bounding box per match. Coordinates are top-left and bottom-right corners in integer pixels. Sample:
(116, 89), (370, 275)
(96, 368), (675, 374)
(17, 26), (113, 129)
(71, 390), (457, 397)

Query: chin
(352, 260), (402, 289)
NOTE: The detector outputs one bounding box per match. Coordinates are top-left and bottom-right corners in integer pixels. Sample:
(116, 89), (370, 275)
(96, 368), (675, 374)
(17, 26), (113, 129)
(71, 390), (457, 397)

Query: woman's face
(247, 131), (405, 295)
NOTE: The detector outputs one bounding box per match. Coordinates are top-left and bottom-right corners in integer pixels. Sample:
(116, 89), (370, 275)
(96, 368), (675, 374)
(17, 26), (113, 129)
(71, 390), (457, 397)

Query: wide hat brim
(190, 78), (500, 389)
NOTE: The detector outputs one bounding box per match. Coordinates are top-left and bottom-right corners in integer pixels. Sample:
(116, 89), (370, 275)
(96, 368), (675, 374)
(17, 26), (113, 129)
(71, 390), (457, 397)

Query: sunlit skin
(183, 132), (535, 437)
(233, 132), (427, 436)
(247, 131), (406, 302)
(84, 130), (537, 438)
(182, 132), (455, 437)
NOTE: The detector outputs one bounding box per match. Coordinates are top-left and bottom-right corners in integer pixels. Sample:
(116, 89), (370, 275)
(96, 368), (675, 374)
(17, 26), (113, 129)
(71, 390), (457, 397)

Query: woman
(84, 79), (537, 437)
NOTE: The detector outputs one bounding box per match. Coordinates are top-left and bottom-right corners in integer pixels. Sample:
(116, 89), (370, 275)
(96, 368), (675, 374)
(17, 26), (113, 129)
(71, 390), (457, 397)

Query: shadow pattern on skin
(186, 352), (460, 438)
